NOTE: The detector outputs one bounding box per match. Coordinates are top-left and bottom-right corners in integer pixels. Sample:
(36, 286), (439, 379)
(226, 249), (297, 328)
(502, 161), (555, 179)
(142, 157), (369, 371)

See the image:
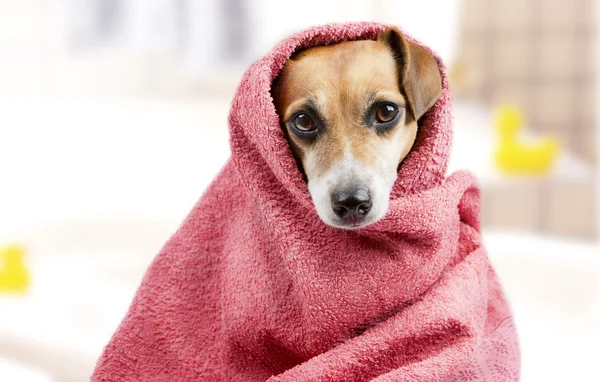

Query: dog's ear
(379, 28), (442, 122)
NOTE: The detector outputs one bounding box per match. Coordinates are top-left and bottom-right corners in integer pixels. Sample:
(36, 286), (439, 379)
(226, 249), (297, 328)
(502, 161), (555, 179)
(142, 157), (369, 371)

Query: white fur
(307, 138), (400, 229)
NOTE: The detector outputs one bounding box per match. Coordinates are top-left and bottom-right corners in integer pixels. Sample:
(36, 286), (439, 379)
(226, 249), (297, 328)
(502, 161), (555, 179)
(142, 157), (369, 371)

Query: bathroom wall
(453, 0), (598, 239)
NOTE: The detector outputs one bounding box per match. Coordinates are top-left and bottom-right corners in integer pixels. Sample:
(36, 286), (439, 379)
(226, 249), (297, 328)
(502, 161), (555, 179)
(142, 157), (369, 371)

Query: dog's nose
(331, 188), (372, 220)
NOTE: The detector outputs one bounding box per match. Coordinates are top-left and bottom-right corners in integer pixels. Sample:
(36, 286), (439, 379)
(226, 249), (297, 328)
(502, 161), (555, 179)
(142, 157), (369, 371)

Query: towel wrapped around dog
(92, 22), (520, 381)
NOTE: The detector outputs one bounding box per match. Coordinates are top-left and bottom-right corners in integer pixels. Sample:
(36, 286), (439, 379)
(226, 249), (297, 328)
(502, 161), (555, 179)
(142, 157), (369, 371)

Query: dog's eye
(376, 104), (399, 123)
(293, 113), (316, 132)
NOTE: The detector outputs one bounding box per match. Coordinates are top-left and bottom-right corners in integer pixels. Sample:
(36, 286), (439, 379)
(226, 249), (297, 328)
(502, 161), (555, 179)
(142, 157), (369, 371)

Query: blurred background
(0, 0), (598, 381)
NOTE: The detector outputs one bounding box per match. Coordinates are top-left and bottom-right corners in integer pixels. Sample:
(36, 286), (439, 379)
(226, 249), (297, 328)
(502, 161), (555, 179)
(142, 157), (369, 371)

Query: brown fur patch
(272, 31), (441, 182)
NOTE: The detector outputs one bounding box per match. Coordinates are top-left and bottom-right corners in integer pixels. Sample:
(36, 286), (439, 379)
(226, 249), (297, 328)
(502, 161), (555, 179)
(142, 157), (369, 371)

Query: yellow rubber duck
(0, 244), (31, 293)
(494, 105), (560, 175)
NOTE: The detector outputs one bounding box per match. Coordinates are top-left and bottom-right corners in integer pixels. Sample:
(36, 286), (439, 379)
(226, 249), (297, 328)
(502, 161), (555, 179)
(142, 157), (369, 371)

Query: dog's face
(272, 28), (442, 229)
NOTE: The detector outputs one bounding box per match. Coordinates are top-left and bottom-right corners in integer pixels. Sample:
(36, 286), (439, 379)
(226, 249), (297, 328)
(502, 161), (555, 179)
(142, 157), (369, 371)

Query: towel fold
(92, 22), (520, 382)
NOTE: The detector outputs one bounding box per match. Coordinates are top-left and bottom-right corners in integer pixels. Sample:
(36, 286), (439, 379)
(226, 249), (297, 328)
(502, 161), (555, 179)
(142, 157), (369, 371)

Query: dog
(272, 28), (442, 229)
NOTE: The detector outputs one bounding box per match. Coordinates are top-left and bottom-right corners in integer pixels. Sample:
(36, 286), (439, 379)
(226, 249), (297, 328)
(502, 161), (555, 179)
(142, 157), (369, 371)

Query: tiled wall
(454, 0), (598, 239)
(458, 0), (597, 164)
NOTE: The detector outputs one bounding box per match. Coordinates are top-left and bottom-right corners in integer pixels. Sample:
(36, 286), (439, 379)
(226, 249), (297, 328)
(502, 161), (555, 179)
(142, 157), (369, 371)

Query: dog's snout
(331, 188), (372, 221)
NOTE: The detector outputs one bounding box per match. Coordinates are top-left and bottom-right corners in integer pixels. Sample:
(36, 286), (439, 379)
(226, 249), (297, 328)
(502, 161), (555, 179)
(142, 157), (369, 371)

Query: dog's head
(272, 28), (442, 229)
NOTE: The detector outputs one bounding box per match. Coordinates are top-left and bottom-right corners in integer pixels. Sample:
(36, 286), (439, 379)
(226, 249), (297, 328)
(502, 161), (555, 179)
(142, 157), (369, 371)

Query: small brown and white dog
(272, 28), (442, 229)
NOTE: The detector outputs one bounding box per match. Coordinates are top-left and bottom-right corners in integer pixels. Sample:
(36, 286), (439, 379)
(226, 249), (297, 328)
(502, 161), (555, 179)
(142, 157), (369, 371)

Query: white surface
(0, 359), (50, 382)
(485, 231), (600, 382)
(0, 97), (231, 241)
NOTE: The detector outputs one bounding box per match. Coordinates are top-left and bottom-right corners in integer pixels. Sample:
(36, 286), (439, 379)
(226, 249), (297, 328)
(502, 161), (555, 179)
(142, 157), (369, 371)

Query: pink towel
(92, 22), (520, 381)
